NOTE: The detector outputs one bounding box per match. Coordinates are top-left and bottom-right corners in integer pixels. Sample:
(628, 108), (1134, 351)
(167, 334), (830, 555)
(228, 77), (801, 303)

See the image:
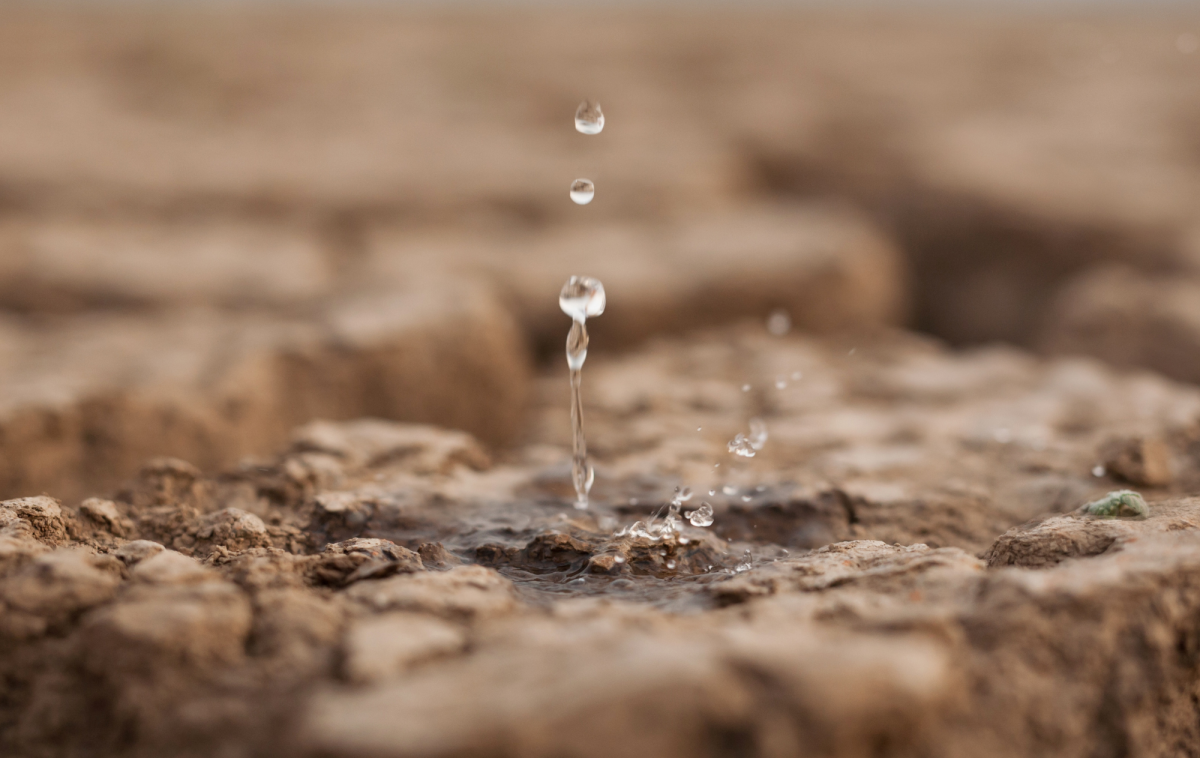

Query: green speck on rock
(1082, 490), (1149, 520)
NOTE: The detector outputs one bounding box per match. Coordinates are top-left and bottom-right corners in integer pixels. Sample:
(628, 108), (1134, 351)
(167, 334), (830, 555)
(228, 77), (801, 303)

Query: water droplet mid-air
(570, 179), (595, 205)
(688, 502), (715, 527)
(575, 100), (605, 134)
(560, 276), (606, 508)
(766, 309), (792, 336)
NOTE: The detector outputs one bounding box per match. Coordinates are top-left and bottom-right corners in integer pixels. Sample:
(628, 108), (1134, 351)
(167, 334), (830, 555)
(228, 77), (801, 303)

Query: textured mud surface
(4, 6), (1200, 758)
(6, 329), (1200, 757)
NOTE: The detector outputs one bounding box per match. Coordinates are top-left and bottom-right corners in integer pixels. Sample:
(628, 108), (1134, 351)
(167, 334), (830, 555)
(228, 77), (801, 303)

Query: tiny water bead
(688, 502), (714, 527)
(735, 549), (754, 573)
(570, 179), (595, 205)
(766, 309), (792, 336)
(728, 418), (768, 458)
(574, 101), (605, 134)
(559, 276), (606, 322)
(775, 376), (787, 390)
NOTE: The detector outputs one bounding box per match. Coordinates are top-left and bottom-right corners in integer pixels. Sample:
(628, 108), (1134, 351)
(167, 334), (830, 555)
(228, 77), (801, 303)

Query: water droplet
(708, 489), (716, 496)
(748, 418), (768, 451)
(766, 309), (792, 336)
(629, 497), (639, 505)
(728, 434), (755, 458)
(574, 100), (605, 134)
(775, 376), (787, 390)
(697, 427), (702, 432)
(735, 549), (753, 573)
(677, 487), (693, 502)
(613, 555), (626, 564)
(559, 276), (606, 323)
(569, 576), (586, 584)
(741, 384), (751, 392)
(1092, 465), (1106, 477)
(722, 485), (737, 495)
(566, 319), (589, 371)
(570, 178), (595, 205)
(791, 371), (802, 381)
(688, 502), (715, 527)
(741, 495), (751, 502)
(666, 560), (676, 570)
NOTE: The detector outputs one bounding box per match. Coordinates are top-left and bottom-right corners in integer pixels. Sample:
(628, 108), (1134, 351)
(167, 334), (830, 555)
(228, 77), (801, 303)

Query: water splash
(570, 179), (595, 205)
(574, 101), (605, 134)
(560, 276), (606, 509)
(728, 418), (768, 459)
(687, 502), (714, 527)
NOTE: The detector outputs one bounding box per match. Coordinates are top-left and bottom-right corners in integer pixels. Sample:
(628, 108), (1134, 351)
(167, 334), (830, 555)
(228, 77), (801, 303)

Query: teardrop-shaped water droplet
(570, 178), (595, 205)
(575, 101), (605, 134)
(559, 276), (606, 322)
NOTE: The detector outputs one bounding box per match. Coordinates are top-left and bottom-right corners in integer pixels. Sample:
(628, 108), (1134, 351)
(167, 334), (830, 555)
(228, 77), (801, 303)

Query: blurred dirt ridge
(0, 6), (1198, 497)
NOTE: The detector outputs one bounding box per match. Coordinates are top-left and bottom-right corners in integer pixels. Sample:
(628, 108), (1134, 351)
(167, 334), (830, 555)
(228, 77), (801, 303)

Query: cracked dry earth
(7, 326), (1200, 758)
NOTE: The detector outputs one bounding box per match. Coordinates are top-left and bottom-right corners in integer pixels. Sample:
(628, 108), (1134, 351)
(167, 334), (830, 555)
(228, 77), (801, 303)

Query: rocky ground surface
(4, 6), (1200, 757)
(6, 326), (1200, 757)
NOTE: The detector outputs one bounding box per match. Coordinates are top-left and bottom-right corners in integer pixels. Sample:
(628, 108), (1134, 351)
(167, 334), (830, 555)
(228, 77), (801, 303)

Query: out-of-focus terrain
(5, 7), (1200, 758)
(0, 5), (1198, 498)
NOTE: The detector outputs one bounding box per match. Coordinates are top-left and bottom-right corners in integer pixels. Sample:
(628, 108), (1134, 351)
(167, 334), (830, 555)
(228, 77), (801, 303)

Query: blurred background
(0, 1), (1197, 500)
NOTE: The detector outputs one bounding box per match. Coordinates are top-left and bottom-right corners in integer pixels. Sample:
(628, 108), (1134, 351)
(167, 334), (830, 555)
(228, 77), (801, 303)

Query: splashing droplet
(574, 100), (605, 134)
(688, 502), (715, 527)
(570, 179), (595, 205)
(748, 418), (768, 451)
(766, 309), (792, 336)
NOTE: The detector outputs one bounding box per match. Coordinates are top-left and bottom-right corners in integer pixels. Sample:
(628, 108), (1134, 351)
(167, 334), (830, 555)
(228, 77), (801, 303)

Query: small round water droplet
(1092, 465), (1106, 477)
(570, 179), (595, 205)
(741, 495), (752, 502)
(735, 549), (753, 573)
(775, 376), (787, 390)
(741, 384), (751, 392)
(697, 427), (702, 432)
(666, 560), (676, 570)
(708, 489), (716, 496)
(688, 502), (715, 527)
(722, 485), (737, 495)
(766, 309), (792, 336)
(614, 555), (626, 564)
(559, 276), (606, 322)
(575, 100), (605, 134)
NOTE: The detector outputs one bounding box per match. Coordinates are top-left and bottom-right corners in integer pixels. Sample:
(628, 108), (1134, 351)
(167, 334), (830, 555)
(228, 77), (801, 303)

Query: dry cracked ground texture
(6, 7), (1200, 758)
(7, 329), (1200, 757)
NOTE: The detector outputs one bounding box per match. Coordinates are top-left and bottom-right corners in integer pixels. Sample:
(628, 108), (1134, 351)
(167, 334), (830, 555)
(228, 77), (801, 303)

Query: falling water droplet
(570, 179), (595, 205)
(766, 309), (792, 336)
(728, 434), (755, 457)
(774, 376), (787, 390)
(574, 100), (605, 134)
(708, 489), (716, 496)
(560, 276), (606, 509)
(559, 276), (606, 322)
(748, 418), (768, 451)
(1092, 465), (1106, 477)
(722, 485), (737, 495)
(666, 560), (676, 570)
(741, 495), (752, 502)
(688, 502), (715, 527)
